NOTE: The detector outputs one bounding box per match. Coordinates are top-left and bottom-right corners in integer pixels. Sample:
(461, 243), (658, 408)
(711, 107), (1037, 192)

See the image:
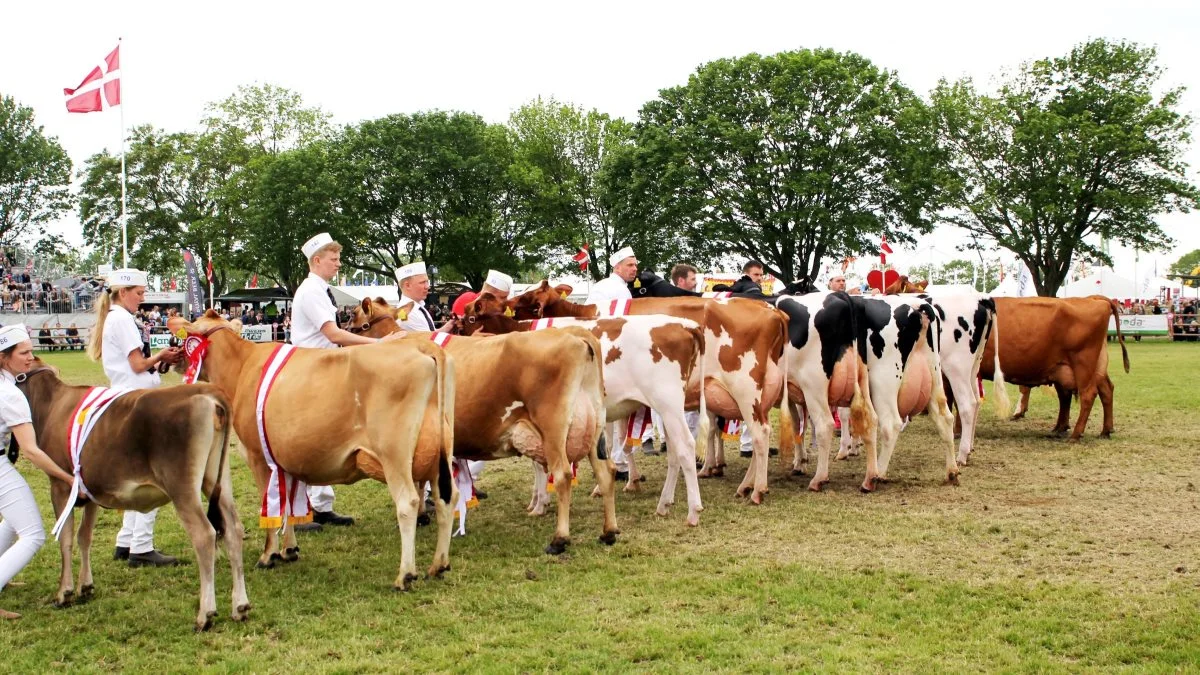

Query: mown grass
(2, 341), (1198, 672)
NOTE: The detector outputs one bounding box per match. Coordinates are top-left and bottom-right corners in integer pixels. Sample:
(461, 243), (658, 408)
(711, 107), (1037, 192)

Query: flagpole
(117, 37), (128, 268)
(207, 242), (214, 310)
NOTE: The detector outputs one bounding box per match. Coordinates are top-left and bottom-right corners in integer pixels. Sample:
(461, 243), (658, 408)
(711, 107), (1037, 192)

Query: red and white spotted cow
(459, 304), (708, 525)
(507, 283), (792, 504)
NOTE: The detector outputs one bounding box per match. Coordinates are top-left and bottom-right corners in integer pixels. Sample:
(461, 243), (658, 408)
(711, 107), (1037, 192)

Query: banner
(181, 249), (205, 317)
(1108, 314), (1169, 336)
(151, 323), (273, 350)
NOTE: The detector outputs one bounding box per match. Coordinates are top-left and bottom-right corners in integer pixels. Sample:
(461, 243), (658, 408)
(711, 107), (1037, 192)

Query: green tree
(931, 39), (1200, 297)
(78, 126), (246, 294)
(334, 111), (537, 287)
(203, 83), (332, 156)
(1169, 249), (1200, 277)
(0, 96), (73, 243)
(625, 49), (945, 283)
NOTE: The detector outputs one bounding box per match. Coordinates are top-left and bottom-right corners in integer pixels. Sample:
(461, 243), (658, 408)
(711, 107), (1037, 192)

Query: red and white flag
(880, 235), (894, 264)
(248, 274), (258, 289)
(64, 44), (121, 113)
(572, 245), (589, 272)
(205, 258), (214, 284)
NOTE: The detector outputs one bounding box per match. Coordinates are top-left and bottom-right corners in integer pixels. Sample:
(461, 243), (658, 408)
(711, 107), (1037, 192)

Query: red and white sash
(430, 331), (453, 348)
(545, 462), (578, 492)
(257, 343), (312, 529)
(182, 333), (210, 384)
(721, 418), (741, 440)
(451, 458), (478, 537)
(529, 318), (557, 331)
(51, 386), (131, 539)
(702, 292), (732, 299)
(625, 406), (653, 445)
(601, 299), (632, 317)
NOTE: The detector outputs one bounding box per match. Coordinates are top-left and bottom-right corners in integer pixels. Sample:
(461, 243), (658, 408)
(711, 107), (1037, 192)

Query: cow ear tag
(175, 328), (188, 340)
(504, 307), (515, 318)
(559, 291), (568, 299)
(398, 308), (409, 321)
(633, 279), (641, 288)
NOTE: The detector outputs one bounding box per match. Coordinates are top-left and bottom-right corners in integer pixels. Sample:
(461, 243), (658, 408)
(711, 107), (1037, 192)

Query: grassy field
(2, 341), (1198, 672)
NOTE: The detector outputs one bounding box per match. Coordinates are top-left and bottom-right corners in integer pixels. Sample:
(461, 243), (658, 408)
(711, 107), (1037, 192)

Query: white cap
(108, 268), (148, 287)
(483, 269), (513, 292)
(301, 232), (334, 259)
(395, 261), (428, 283)
(609, 246), (637, 268)
(0, 324), (30, 351)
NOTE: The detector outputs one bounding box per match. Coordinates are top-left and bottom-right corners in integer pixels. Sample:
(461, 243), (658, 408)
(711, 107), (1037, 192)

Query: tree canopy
(931, 38), (1199, 297)
(0, 96), (73, 244)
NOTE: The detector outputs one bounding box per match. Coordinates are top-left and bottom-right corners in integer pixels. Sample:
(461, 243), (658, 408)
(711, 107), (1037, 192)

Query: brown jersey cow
(979, 296), (1129, 441)
(16, 362), (247, 632)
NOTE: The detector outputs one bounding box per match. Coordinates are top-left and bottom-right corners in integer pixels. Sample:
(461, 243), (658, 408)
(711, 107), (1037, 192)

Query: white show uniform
(0, 370), (46, 592)
(586, 273), (634, 471)
(102, 305), (162, 555)
(397, 294), (437, 333)
(290, 272), (340, 512)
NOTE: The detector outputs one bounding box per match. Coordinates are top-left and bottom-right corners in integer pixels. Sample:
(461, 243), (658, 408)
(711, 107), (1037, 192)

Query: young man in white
(585, 247), (638, 479)
(292, 233), (403, 529)
(395, 262), (437, 332)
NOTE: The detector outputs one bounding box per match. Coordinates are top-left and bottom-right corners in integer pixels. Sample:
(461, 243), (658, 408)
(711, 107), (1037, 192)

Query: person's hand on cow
(158, 346), (185, 365)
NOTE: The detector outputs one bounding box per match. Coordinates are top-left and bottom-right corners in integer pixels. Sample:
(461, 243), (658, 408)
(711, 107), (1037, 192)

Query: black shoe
(740, 450), (752, 458)
(113, 546), (130, 561)
(641, 439), (660, 456)
(294, 522), (323, 532)
(659, 442), (668, 455)
(769, 446), (780, 457)
(614, 470), (630, 482)
(312, 510), (355, 526)
(128, 550), (180, 568)
(473, 489), (488, 500)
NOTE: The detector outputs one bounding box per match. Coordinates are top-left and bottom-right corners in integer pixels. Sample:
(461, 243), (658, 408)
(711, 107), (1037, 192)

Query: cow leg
(736, 415), (770, 504)
(1011, 386), (1031, 420)
(426, 456), (455, 580)
(172, 494), (218, 632)
(383, 467), (421, 590)
(1098, 375), (1116, 438)
(874, 404), (903, 485)
(214, 483), (251, 622)
(792, 403), (808, 475)
(547, 459), (574, 555)
(243, 455), (284, 569)
(658, 414), (703, 526)
(927, 373), (960, 486)
(50, 483), (75, 607)
(529, 460), (551, 515)
(1069, 371), (1100, 443)
(624, 449), (642, 493)
(76, 503), (99, 602)
(697, 414), (723, 477)
(835, 406), (855, 460)
(945, 369), (980, 467)
(585, 431), (619, 546)
(1051, 384), (1072, 436)
(807, 402), (836, 491)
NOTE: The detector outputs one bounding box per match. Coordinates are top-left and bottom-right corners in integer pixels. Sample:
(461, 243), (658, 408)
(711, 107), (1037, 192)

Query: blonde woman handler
(87, 269), (184, 567)
(0, 325), (77, 619)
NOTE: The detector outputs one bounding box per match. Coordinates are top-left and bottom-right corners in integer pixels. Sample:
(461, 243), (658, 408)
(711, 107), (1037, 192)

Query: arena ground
(2, 342), (1197, 671)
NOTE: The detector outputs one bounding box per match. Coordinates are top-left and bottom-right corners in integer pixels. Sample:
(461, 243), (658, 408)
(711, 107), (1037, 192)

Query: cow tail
(845, 293), (873, 440)
(775, 312), (795, 467)
(1109, 299), (1131, 373)
(695, 326), (710, 465)
(206, 394), (232, 538)
(437, 350), (455, 504)
(989, 301), (1011, 418)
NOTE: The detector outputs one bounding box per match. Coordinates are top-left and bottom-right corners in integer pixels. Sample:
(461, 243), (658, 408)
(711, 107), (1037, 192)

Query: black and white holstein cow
(809, 295), (958, 489)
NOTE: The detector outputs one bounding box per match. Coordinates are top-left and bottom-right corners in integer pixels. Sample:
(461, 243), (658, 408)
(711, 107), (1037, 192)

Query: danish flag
(64, 44), (121, 113)
(572, 245), (589, 272)
(880, 235), (894, 264)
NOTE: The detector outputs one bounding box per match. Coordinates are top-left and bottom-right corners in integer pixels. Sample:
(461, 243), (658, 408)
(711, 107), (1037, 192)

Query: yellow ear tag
(175, 328), (188, 340)
(504, 307), (514, 318)
(398, 309), (409, 321)
(633, 279), (641, 288)
(559, 291), (568, 299)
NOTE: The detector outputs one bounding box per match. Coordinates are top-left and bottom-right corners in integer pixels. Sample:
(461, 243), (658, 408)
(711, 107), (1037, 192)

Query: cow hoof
(807, 480), (826, 492)
(527, 506), (547, 517)
(78, 585), (94, 603)
(393, 573), (419, 592)
(54, 590), (75, 608)
(545, 537), (571, 555)
(1010, 413), (1025, 421)
(283, 547), (300, 563)
(234, 603), (252, 621)
(255, 558), (276, 570)
(946, 472), (960, 486)
(790, 469), (806, 477)
(622, 482), (642, 494)
(598, 531), (618, 546)
(1100, 431), (1113, 439)
(749, 490), (765, 505)
(735, 485), (751, 498)
(655, 504), (670, 517)
(426, 563), (450, 579)
(835, 453), (850, 461)
(195, 610), (217, 632)
(686, 512), (701, 527)
(697, 468), (715, 478)
(861, 479), (876, 493)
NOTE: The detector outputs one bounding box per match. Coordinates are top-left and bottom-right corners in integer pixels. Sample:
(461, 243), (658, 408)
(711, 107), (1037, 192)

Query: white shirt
(0, 370), (32, 443)
(102, 305), (161, 390)
(291, 273), (338, 349)
(397, 294), (437, 333)
(586, 273), (633, 307)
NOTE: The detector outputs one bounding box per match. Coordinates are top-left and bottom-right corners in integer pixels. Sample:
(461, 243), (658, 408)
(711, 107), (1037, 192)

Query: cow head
(469, 291), (510, 317)
(456, 309), (523, 337)
(629, 271), (702, 298)
(349, 298), (407, 338)
(884, 275), (929, 294)
(510, 280), (565, 319)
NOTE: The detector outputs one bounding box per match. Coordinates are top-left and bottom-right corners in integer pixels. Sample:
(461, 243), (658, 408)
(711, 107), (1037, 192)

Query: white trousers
(0, 461), (46, 590)
(740, 423), (753, 452)
(116, 509), (158, 555)
(307, 485), (335, 513)
(468, 461), (485, 481)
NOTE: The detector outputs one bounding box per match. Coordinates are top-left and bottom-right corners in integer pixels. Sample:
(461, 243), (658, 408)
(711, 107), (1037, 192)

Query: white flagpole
(208, 241), (214, 310)
(117, 37), (128, 268)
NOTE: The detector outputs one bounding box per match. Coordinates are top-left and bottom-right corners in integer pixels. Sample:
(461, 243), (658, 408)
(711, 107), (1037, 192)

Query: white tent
(1061, 271), (1137, 299)
(1136, 276), (1183, 300)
